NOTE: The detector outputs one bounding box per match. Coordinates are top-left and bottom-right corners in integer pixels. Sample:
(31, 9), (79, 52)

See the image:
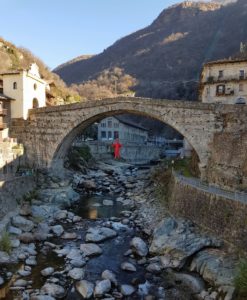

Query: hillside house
(200, 59), (247, 104)
(98, 116), (148, 144)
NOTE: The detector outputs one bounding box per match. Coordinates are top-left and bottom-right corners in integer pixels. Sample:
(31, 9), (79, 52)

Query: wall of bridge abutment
(9, 97), (247, 191)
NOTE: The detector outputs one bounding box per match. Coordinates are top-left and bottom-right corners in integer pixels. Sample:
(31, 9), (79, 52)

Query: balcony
(0, 123), (7, 130)
(205, 75), (247, 84)
(0, 109), (7, 116)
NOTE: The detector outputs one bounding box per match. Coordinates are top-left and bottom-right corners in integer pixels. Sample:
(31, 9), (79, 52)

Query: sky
(0, 0), (189, 69)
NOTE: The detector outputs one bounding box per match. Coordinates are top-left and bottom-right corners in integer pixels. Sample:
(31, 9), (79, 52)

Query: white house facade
(98, 116), (148, 144)
(1, 63), (47, 120)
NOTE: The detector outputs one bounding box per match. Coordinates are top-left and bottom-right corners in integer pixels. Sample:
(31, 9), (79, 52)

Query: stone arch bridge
(10, 97), (247, 187)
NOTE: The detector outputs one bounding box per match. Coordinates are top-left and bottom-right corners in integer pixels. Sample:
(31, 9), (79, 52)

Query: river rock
(51, 225), (64, 237)
(149, 218), (221, 269)
(190, 249), (237, 287)
(20, 203), (32, 216)
(120, 284), (135, 296)
(41, 267), (55, 277)
(30, 296), (56, 300)
(68, 268), (85, 280)
(82, 180), (97, 190)
(146, 263), (162, 274)
(19, 232), (35, 243)
(18, 270), (31, 276)
(121, 262), (137, 272)
(103, 200), (114, 206)
(54, 210), (67, 220)
(130, 237), (148, 257)
(80, 243), (103, 257)
(66, 248), (81, 260)
(73, 215), (82, 223)
(101, 270), (118, 286)
(25, 256), (37, 266)
(13, 279), (28, 287)
(0, 276), (4, 285)
(11, 216), (34, 232)
(8, 225), (22, 235)
(86, 227), (117, 243)
(70, 258), (86, 268)
(62, 232), (77, 239)
(94, 279), (111, 297)
(75, 280), (94, 299)
(0, 251), (11, 263)
(41, 283), (65, 298)
(11, 239), (20, 248)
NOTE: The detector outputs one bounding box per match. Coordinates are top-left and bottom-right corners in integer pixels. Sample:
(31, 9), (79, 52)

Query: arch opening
(51, 109), (201, 177)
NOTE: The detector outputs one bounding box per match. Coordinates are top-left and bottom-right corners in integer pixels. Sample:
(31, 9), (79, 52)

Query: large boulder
(150, 218), (222, 269)
(130, 237), (148, 257)
(68, 268), (85, 280)
(85, 227), (117, 243)
(94, 279), (111, 297)
(80, 243), (103, 257)
(11, 216), (34, 232)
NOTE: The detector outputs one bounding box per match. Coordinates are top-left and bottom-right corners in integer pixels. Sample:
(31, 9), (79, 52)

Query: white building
(200, 59), (247, 105)
(98, 116), (148, 144)
(1, 63), (47, 120)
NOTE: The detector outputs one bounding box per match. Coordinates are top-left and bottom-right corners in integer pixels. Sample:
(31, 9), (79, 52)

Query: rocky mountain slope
(0, 37), (80, 104)
(54, 0), (247, 100)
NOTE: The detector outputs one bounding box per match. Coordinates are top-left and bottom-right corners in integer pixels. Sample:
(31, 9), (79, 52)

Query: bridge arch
(13, 97), (218, 179)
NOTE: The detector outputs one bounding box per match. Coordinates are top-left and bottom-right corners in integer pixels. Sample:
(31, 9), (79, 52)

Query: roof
(204, 58), (247, 67)
(0, 93), (14, 101)
(0, 70), (22, 76)
(114, 115), (148, 131)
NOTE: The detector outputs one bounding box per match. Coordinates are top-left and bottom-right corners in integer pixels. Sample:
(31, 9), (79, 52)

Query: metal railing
(173, 171), (247, 203)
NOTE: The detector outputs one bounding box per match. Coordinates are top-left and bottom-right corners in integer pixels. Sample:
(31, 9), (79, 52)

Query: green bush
(234, 260), (247, 297)
(0, 231), (12, 254)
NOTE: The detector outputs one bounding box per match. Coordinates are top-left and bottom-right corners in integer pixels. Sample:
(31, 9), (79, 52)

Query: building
(0, 63), (47, 178)
(98, 116), (148, 144)
(1, 63), (47, 120)
(200, 59), (247, 105)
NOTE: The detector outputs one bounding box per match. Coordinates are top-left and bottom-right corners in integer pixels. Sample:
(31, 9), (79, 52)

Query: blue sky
(0, 0), (185, 69)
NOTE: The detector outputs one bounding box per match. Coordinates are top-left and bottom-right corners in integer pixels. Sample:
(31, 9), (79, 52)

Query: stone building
(200, 59), (247, 104)
(98, 116), (148, 144)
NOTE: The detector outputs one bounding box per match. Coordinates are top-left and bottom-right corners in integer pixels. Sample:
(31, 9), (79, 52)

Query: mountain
(0, 37), (80, 104)
(54, 0), (247, 101)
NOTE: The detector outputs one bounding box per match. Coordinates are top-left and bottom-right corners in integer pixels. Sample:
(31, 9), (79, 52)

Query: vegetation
(235, 260), (247, 298)
(0, 231), (12, 254)
(67, 145), (93, 171)
(71, 67), (136, 100)
(0, 37), (80, 104)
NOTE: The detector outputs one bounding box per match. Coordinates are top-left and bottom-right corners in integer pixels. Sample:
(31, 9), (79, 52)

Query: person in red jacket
(112, 139), (122, 159)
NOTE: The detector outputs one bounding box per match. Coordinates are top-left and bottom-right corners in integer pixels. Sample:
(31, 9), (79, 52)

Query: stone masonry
(9, 97), (247, 190)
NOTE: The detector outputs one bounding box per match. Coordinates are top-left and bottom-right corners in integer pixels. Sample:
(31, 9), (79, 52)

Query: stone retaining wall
(0, 176), (36, 220)
(84, 141), (161, 163)
(168, 176), (247, 249)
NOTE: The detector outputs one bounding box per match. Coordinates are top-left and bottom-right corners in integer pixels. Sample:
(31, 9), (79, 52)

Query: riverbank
(0, 159), (240, 299)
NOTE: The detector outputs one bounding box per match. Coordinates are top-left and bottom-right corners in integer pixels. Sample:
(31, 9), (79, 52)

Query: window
(101, 123), (106, 128)
(239, 83), (244, 92)
(101, 131), (106, 138)
(13, 82), (17, 89)
(240, 70), (245, 80)
(218, 70), (224, 79)
(34, 83), (37, 90)
(108, 120), (112, 128)
(114, 123), (119, 128)
(216, 85), (225, 95)
(206, 87), (210, 96)
(114, 131), (119, 139)
(108, 131), (112, 139)
(32, 98), (39, 108)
